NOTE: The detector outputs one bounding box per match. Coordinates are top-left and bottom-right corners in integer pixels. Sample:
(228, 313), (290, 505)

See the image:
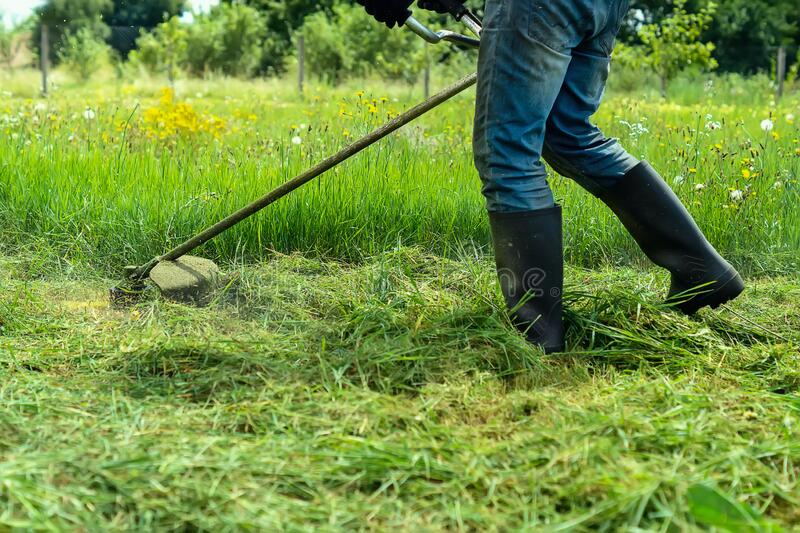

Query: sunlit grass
(1, 69), (798, 275)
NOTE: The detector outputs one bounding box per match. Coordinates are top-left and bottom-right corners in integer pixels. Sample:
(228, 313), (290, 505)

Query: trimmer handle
(405, 8), (482, 48)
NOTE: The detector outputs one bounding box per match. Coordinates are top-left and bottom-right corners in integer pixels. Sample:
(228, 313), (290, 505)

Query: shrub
(133, 3), (266, 79)
(301, 3), (429, 84)
(57, 26), (112, 81)
(130, 16), (187, 82)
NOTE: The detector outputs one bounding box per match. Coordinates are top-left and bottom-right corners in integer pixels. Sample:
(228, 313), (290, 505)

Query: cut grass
(1, 248), (799, 530)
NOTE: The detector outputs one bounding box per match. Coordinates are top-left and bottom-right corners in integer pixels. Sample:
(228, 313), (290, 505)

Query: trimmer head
(110, 255), (222, 307)
(149, 255), (222, 306)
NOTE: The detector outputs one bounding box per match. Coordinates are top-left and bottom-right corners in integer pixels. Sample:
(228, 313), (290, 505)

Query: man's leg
(473, 0), (588, 352)
(542, 35), (744, 313)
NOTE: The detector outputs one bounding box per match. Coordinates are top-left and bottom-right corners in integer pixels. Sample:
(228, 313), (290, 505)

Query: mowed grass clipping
(0, 73), (798, 274)
(1, 249), (799, 530)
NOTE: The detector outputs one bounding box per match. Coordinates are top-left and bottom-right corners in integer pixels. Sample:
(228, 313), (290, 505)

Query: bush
(301, 3), (429, 84)
(57, 26), (112, 81)
(130, 16), (187, 82)
(133, 3), (266, 79)
(188, 3), (265, 77)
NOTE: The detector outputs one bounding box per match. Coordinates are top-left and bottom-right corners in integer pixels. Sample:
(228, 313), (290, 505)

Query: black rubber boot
(489, 206), (565, 353)
(599, 161), (744, 314)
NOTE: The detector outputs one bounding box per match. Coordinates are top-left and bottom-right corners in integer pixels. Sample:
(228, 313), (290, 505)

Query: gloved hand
(356, 0), (414, 29)
(417, 0), (466, 15)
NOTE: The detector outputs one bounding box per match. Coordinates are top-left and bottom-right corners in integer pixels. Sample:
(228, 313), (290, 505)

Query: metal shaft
(131, 72), (479, 281)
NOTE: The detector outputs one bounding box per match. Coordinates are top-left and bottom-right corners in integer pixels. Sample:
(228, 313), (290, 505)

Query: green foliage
(108, 0), (185, 28)
(107, 0), (185, 57)
(32, 0), (185, 64)
(57, 26), (112, 81)
(626, 0), (799, 75)
(33, 0), (112, 64)
(228, 0), (339, 74)
(196, 2), (266, 77)
(615, 0), (717, 97)
(787, 50), (800, 87)
(301, 3), (430, 84)
(697, 0), (798, 75)
(133, 3), (266, 78)
(130, 16), (187, 82)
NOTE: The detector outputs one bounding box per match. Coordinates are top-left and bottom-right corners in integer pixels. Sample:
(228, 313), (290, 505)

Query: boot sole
(672, 269), (745, 315)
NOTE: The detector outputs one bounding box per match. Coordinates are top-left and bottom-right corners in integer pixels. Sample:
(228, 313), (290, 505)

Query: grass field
(1, 67), (800, 530)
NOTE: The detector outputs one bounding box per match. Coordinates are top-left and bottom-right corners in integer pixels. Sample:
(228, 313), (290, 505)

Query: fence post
(40, 24), (50, 96)
(297, 34), (305, 97)
(776, 46), (787, 99)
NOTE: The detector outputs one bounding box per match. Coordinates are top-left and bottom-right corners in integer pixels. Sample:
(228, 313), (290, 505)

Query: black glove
(356, 0), (414, 29)
(418, 0), (467, 15)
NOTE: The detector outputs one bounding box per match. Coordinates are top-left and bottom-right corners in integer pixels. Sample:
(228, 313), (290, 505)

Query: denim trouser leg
(542, 50), (639, 195)
(474, 0), (637, 212)
(473, 1), (571, 213)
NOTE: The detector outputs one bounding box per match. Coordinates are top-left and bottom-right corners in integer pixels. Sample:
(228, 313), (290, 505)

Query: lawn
(1, 69), (799, 529)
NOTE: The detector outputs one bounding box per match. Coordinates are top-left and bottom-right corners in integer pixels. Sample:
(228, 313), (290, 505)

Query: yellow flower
(367, 104), (378, 115)
(771, 131), (780, 141)
(741, 168), (751, 179)
(688, 168), (697, 174)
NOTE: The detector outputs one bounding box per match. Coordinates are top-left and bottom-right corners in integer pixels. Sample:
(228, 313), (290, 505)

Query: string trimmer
(110, 7), (482, 306)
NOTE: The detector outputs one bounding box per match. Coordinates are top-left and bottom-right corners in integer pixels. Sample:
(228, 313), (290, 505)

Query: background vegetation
(3, 0), (797, 88)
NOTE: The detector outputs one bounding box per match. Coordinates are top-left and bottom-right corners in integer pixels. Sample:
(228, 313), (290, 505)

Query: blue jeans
(473, 0), (639, 212)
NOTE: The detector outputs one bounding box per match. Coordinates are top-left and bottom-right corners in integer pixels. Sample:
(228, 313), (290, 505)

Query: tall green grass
(1, 70), (798, 275)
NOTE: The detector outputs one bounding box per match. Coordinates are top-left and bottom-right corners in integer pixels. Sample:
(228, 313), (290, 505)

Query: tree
(132, 3), (266, 79)
(130, 15), (187, 83)
(624, 0), (799, 75)
(58, 25), (112, 81)
(107, 0), (185, 57)
(33, 0), (112, 64)
(301, 3), (429, 84)
(224, 0), (338, 74)
(700, 0), (797, 75)
(616, 0), (717, 97)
